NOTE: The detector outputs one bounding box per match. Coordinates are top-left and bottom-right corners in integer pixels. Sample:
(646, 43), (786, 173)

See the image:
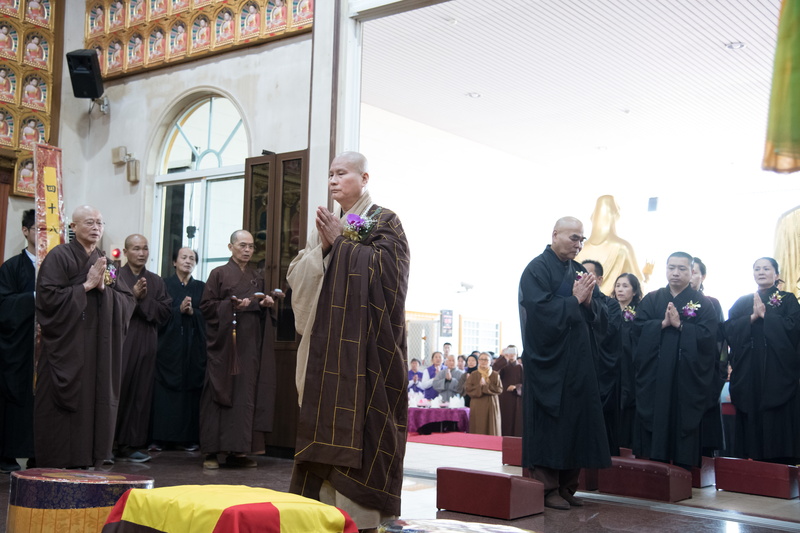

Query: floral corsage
(343, 209), (381, 242)
(682, 300), (701, 318)
(575, 270), (587, 281)
(768, 291), (783, 307)
(622, 306), (636, 322)
(104, 263), (117, 287)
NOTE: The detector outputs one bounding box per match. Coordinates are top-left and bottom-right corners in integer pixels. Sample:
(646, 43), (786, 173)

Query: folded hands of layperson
(316, 206), (343, 256)
(751, 293), (766, 322)
(573, 272), (595, 307)
(662, 302), (681, 329)
(84, 256), (107, 292)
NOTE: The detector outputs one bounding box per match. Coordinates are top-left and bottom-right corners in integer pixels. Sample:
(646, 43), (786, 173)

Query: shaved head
(553, 216), (582, 234)
(230, 229), (252, 244)
(72, 205), (101, 223)
(124, 233), (147, 249)
(334, 151), (368, 175)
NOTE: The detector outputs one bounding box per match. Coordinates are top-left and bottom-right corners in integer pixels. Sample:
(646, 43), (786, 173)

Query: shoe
(182, 443), (199, 452)
(560, 490), (584, 507)
(26, 457), (36, 469)
(103, 457), (115, 465)
(226, 454), (257, 468)
(203, 454), (219, 470)
(115, 447), (152, 463)
(544, 491), (570, 510)
(148, 443), (163, 452)
(0, 457), (20, 473)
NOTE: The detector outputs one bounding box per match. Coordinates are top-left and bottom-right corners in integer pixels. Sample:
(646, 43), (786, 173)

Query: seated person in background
(465, 352), (502, 435)
(457, 355), (467, 371)
(433, 354), (464, 402)
(420, 351), (444, 400)
(408, 358), (424, 394)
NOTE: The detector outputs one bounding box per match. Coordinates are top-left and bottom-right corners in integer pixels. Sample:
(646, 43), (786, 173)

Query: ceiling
(360, 0), (783, 175)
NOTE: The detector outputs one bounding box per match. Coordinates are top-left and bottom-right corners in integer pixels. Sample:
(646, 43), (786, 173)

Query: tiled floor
(1, 444), (799, 532)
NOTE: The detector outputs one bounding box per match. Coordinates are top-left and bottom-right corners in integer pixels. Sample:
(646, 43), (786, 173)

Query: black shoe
(115, 446), (152, 463)
(26, 457), (36, 469)
(225, 454), (257, 468)
(0, 457), (20, 473)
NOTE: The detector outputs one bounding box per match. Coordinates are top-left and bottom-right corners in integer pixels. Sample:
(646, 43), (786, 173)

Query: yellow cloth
(8, 505), (112, 533)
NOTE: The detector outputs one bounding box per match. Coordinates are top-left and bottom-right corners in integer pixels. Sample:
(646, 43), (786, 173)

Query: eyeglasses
(78, 219), (105, 228)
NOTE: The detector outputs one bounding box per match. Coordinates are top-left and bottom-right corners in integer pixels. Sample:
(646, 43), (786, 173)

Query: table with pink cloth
(407, 407), (470, 434)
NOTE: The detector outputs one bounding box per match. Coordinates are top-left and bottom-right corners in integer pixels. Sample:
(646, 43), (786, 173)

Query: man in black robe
(582, 259), (623, 455)
(0, 209), (36, 472)
(519, 217), (611, 510)
(115, 234), (172, 463)
(35, 205), (135, 468)
(493, 345), (524, 437)
(633, 252), (717, 468)
(200, 230), (275, 469)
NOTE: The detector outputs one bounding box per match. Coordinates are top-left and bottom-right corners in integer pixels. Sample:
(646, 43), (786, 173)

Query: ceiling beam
(349, 0), (452, 22)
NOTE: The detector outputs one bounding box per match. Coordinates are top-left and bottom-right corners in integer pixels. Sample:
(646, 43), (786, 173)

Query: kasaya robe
(633, 286), (717, 467)
(725, 288), (800, 461)
(290, 203), (410, 518)
(116, 265), (172, 447)
(589, 289), (622, 455)
(493, 357), (524, 437)
(34, 240), (135, 468)
(518, 245), (611, 471)
(151, 275), (206, 444)
(0, 250), (35, 458)
(199, 259), (275, 454)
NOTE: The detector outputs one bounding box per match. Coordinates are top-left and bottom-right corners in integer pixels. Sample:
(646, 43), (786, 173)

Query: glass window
(161, 97), (247, 174)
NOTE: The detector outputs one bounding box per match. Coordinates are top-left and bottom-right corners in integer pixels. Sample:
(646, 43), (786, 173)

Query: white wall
(8, 5), (313, 261)
(360, 104), (800, 345)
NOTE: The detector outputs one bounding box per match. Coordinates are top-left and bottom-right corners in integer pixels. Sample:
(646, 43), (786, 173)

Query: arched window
(161, 96), (247, 173)
(152, 96), (248, 279)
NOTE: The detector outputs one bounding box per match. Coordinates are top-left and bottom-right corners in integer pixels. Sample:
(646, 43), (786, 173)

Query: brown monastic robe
(290, 200), (410, 518)
(115, 265), (172, 447)
(34, 240), (135, 468)
(493, 357), (524, 437)
(199, 259), (275, 454)
(466, 369), (502, 436)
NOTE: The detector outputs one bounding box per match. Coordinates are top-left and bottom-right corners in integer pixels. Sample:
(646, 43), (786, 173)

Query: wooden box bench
(437, 467), (544, 519)
(715, 457), (799, 499)
(598, 457), (692, 502)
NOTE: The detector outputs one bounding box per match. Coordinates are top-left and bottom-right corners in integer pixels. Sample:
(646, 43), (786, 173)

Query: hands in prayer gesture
(662, 302), (681, 329)
(84, 257), (107, 292)
(316, 206), (343, 256)
(572, 271), (595, 307)
(751, 293), (766, 322)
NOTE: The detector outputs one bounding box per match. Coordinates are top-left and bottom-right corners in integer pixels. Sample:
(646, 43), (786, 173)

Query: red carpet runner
(407, 432), (502, 451)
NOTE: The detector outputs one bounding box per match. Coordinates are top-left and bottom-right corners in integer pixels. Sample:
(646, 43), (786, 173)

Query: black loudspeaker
(66, 49), (104, 99)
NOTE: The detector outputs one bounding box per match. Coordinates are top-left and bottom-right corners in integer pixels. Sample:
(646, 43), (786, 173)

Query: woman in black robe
(150, 248), (206, 449)
(612, 272), (642, 449)
(725, 257), (800, 463)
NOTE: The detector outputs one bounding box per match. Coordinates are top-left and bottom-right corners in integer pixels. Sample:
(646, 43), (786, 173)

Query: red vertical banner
(34, 142), (65, 266)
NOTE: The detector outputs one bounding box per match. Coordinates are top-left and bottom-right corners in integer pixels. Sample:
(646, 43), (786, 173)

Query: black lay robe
(151, 275), (207, 445)
(0, 250), (35, 459)
(725, 288), (800, 462)
(34, 240), (135, 468)
(518, 245), (611, 471)
(617, 309), (638, 449)
(588, 289), (623, 456)
(633, 285), (717, 467)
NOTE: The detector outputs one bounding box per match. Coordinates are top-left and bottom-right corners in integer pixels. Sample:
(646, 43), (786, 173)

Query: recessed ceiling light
(466, 92), (481, 99)
(445, 17), (458, 26)
(725, 41), (746, 50)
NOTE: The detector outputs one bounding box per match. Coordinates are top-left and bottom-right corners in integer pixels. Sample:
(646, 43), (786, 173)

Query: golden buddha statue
(775, 206), (800, 299)
(576, 195), (649, 296)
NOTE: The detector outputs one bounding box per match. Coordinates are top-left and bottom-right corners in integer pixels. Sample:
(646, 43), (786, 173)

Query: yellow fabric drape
(763, 0), (800, 173)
